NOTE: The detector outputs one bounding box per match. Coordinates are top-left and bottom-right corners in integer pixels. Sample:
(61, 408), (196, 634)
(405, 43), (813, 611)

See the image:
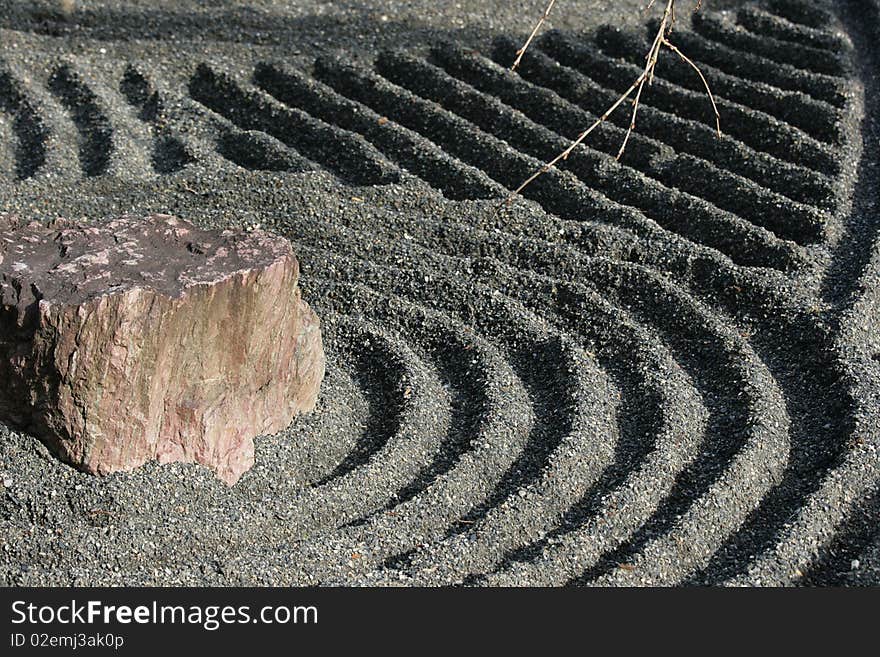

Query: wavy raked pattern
(1, 0), (877, 586)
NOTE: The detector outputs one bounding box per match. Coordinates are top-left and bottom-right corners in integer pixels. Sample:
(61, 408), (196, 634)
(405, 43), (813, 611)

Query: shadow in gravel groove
(566, 314), (753, 583)
(47, 64), (113, 177)
(254, 61), (502, 201)
(819, 0), (880, 312)
(312, 330), (407, 488)
(0, 69), (48, 179)
(800, 489), (880, 585)
(0, 3), (501, 49)
(189, 63), (399, 186)
(497, 337), (664, 569)
(690, 320), (854, 584)
(440, 338), (579, 537)
(346, 331), (489, 527)
(120, 65), (193, 174)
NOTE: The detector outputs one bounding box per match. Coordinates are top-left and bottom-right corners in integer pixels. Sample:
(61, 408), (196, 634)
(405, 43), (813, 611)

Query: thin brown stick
(511, 0), (557, 71)
(618, 0), (673, 158)
(501, 0), (720, 208)
(663, 38), (721, 136)
(504, 69), (650, 201)
(617, 80), (645, 159)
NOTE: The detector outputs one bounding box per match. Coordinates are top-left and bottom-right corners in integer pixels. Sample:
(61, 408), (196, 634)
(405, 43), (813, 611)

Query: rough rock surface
(0, 214), (324, 484)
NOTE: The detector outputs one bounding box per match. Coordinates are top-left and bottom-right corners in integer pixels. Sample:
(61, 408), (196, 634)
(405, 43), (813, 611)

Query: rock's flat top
(0, 214), (293, 307)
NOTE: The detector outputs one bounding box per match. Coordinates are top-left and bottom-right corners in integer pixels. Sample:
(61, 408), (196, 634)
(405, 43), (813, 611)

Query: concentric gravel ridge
(0, 0), (877, 586)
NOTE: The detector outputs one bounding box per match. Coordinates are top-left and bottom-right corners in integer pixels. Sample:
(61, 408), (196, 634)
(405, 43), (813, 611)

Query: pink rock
(0, 214), (324, 484)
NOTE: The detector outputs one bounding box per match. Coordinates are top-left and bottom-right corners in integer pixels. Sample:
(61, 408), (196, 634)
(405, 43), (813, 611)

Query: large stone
(0, 214), (324, 484)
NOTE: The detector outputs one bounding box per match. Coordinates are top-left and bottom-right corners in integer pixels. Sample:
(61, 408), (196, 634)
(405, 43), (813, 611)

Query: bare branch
(502, 68), (651, 205)
(663, 37), (721, 136)
(617, 78), (645, 159)
(502, 0), (721, 208)
(511, 0), (557, 72)
(620, 0), (674, 158)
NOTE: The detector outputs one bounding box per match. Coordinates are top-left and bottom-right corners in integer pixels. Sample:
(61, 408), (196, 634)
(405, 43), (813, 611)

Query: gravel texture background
(0, 0), (878, 586)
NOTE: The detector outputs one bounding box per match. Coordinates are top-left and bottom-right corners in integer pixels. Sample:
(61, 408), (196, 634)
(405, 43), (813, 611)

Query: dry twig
(503, 0), (720, 207)
(511, 0), (558, 71)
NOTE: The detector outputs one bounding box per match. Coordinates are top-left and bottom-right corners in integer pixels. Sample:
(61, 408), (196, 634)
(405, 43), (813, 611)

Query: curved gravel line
(0, 0), (876, 587)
